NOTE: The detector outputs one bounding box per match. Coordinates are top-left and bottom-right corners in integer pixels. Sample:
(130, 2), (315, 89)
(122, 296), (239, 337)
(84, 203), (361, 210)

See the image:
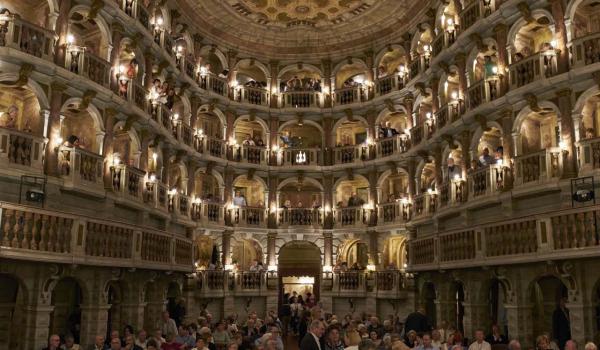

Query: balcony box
(58, 146), (104, 196)
(0, 127), (45, 176)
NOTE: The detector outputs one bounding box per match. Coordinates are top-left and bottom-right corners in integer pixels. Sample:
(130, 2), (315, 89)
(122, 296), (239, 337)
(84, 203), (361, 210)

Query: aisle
(283, 333), (300, 350)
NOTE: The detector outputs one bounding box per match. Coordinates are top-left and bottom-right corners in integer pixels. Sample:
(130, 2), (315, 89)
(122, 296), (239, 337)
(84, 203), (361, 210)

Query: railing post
(133, 230), (142, 261)
(537, 218), (554, 252)
(71, 218), (86, 256)
(475, 229), (485, 258)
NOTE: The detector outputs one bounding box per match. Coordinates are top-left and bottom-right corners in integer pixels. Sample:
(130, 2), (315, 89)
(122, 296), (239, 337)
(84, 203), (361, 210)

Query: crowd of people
(41, 292), (598, 350)
(280, 76), (322, 93)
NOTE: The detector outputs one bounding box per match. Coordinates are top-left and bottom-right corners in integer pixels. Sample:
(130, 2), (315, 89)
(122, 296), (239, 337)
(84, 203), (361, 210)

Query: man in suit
(300, 320), (325, 350)
(552, 297), (571, 350)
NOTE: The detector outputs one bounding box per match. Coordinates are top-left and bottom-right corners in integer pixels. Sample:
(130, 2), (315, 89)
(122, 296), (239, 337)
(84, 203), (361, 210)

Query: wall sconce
(168, 188), (178, 196)
(267, 265), (277, 272)
(199, 65), (208, 77)
(322, 265), (333, 273)
(224, 264), (234, 271)
(550, 40), (557, 49)
(366, 264), (376, 272)
(559, 140), (568, 151)
(398, 64), (406, 78)
(112, 154), (121, 167)
(450, 91), (458, 100)
(427, 188), (437, 195)
(149, 173), (157, 182)
(66, 34), (75, 45)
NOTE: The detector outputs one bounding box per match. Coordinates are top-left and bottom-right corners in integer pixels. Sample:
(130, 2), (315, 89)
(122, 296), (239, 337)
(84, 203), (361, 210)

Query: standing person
(44, 334), (61, 350)
(300, 320), (325, 350)
(157, 312), (178, 339)
(324, 325), (345, 350)
(552, 297), (571, 350)
(485, 324), (507, 345)
(280, 294), (292, 337)
(404, 308), (431, 335)
(468, 330), (491, 350)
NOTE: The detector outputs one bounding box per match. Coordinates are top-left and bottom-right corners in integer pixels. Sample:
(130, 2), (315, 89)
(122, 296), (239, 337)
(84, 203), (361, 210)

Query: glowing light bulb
(66, 34), (75, 44)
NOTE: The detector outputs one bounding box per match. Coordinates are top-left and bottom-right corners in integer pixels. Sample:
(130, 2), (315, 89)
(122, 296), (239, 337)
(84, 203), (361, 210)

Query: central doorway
(278, 240), (322, 306)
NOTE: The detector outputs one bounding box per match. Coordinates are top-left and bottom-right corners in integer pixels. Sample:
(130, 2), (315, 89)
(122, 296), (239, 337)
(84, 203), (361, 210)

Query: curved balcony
(0, 15), (55, 61)
(0, 127), (45, 176)
(277, 207), (323, 228)
(58, 146), (104, 196)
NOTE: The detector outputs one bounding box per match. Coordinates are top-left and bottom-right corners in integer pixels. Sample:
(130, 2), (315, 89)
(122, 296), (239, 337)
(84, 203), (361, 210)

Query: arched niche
(378, 170), (409, 203)
(382, 237), (407, 270)
(375, 46), (409, 79)
(0, 84), (43, 135)
(59, 99), (105, 154)
(278, 120), (324, 149)
(193, 169), (223, 202)
(67, 6), (112, 61)
(334, 118), (369, 147)
(334, 176), (370, 208)
(278, 64), (323, 93)
(278, 179), (323, 209)
(233, 175), (267, 207)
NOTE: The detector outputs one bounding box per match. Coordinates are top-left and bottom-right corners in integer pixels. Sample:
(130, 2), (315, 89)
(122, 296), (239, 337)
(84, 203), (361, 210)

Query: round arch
(470, 120), (504, 153)
(197, 105), (227, 139)
(512, 101), (561, 135)
(68, 5), (113, 61)
(60, 97), (105, 133)
(374, 44), (407, 68)
(233, 58), (271, 81)
(0, 73), (50, 110)
(278, 119), (324, 135)
(377, 168), (410, 189)
(331, 57), (369, 80)
(507, 9), (556, 59)
(332, 173), (370, 192)
(331, 115), (371, 139)
(278, 176), (324, 192)
(233, 115), (270, 135)
(278, 63), (324, 80)
(465, 37), (499, 86)
(198, 46), (229, 71)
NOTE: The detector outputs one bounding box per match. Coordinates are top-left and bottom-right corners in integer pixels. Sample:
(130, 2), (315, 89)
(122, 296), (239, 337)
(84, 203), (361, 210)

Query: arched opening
(194, 170), (221, 202)
(377, 111), (410, 140)
(334, 60), (370, 105)
(529, 276), (569, 344)
(489, 278), (508, 336)
(112, 127), (141, 168)
(195, 235), (218, 269)
(422, 282), (437, 328)
(419, 162), (436, 193)
(50, 278), (82, 343)
(166, 282), (183, 327)
(278, 180), (323, 225)
(468, 41), (500, 107)
(232, 176), (266, 208)
(472, 126), (503, 168)
(195, 111), (224, 140)
(434, 2), (459, 52)
(335, 177), (369, 208)
(0, 84), (43, 134)
(450, 281), (465, 334)
(106, 281), (125, 341)
(380, 171), (409, 203)
(67, 9), (110, 61)
(278, 122), (324, 165)
(279, 66), (322, 93)
(382, 237), (407, 270)
(412, 28), (434, 72)
(511, 17), (555, 62)
(233, 118), (267, 148)
(571, 0), (600, 41)
(59, 101), (102, 153)
(198, 47), (227, 76)
(337, 239), (369, 268)
(0, 274), (26, 349)
(517, 108), (559, 156)
(412, 94), (434, 143)
(232, 59), (269, 105)
(438, 69), (461, 107)
(231, 238), (264, 270)
(377, 47), (409, 79)
(166, 162), (186, 194)
(115, 38), (142, 99)
(278, 241), (322, 308)
(335, 119), (368, 147)
(2, 0), (52, 29)
(579, 92), (600, 140)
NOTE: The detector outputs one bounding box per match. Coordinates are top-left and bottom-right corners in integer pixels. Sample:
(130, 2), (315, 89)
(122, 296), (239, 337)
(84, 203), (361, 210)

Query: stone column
(322, 59), (333, 108)
(110, 24), (124, 92)
(432, 144), (443, 189)
(430, 76), (440, 113)
(323, 173), (334, 229)
(222, 230), (232, 265)
(408, 157), (417, 198)
(557, 88), (578, 178)
(368, 230), (379, 265)
(269, 60), (279, 108)
(186, 161), (198, 195)
(103, 108), (117, 189)
(368, 166), (379, 225)
(504, 303), (534, 346)
(404, 94), (415, 129)
(144, 51), (155, 89)
(21, 303), (54, 350)
(550, 0), (569, 73)
(267, 232), (277, 267)
(45, 83), (67, 177)
(455, 53), (467, 100)
(459, 130), (472, 176)
(494, 24), (509, 97)
(139, 130), (153, 172)
(323, 232), (333, 267)
(79, 303), (110, 348)
(500, 110), (514, 162)
(160, 147), (173, 184)
(364, 50), (375, 83)
(267, 173), (278, 228)
(54, 0), (72, 67)
(269, 115), (279, 164)
(224, 166), (234, 204)
(463, 301), (490, 339)
(568, 301), (587, 348)
(323, 117), (333, 165)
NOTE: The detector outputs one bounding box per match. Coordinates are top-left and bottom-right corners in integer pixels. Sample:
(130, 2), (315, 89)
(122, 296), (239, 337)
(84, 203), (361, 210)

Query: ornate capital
(524, 93), (541, 112)
(474, 114), (490, 131)
(88, 0), (105, 20)
(10, 63), (35, 87)
(384, 99), (396, 112)
(80, 90), (97, 110)
(556, 88), (572, 98)
(517, 2), (535, 23)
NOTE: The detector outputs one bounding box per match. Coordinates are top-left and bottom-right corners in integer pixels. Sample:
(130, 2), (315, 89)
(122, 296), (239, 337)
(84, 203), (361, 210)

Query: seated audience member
(485, 324), (507, 345)
(468, 330), (491, 350)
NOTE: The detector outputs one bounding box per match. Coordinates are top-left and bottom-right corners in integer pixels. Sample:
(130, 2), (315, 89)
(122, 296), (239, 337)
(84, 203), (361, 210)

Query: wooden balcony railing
(0, 127), (45, 175)
(280, 148), (321, 166)
(58, 146), (104, 193)
(467, 164), (506, 199)
(0, 202), (192, 271)
(570, 32), (600, 68)
(233, 145), (267, 165)
(376, 135), (410, 157)
(334, 86), (365, 105)
(375, 74), (407, 96)
(378, 201), (412, 223)
(278, 208), (323, 227)
(413, 192), (437, 218)
(65, 48), (110, 88)
(0, 16), (55, 61)
(230, 207), (266, 227)
(111, 164), (146, 202)
(334, 207), (368, 227)
(509, 52), (557, 89)
(578, 136), (600, 175)
(409, 59), (421, 81)
(144, 181), (169, 213)
(205, 137), (226, 158)
(234, 86), (269, 106)
(117, 0), (150, 29)
(409, 204), (600, 271)
(191, 202), (224, 225)
(467, 79), (499, 110)
(334, 145), (368, 164)
(197, 73), (228, 96)
(337, 271), (365, 290)
(280, 91), (321, 108)
(411, 125), (424, 146)
(514, 148), (562, 186)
